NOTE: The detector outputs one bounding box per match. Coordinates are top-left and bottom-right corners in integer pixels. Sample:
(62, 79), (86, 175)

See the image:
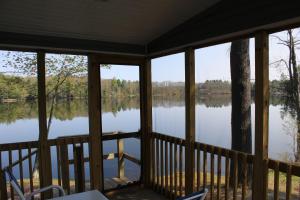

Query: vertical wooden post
(88, 54), (104, 191)
(139, 58), (152, 186)
(74, 144), (85, 193)
(60, 143), (70, 193)
(253, 31), (269, 200)
(185, 48), (196, 195)
(37, 51), (53, 199)
(117, 139), (125, 178)
(0, 152), (8, 200)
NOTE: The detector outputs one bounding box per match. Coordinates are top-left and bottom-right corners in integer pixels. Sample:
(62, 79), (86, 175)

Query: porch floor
(105, 185), (168, 200)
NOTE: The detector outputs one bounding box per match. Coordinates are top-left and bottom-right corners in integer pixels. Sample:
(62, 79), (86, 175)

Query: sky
(1, 30), (300, 83)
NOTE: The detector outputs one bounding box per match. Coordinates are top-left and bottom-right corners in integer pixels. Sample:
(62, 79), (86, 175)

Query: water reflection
(0, 96), (298, 165)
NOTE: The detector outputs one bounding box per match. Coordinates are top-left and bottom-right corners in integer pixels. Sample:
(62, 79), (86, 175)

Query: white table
(50, 190), (109, 200)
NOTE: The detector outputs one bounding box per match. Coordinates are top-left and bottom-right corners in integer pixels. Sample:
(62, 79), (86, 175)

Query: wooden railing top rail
(268, 159), (300, 177)
(0, 141), (38, 151)
(102, 131), (140, 141)
(151, 132), (185, 145)
(152, 131), (254, 161)
(194, 141), (254, 163)
(0, 131), (141, 170)
(0, 131), (140, 151)
(152, 131), (300, 178)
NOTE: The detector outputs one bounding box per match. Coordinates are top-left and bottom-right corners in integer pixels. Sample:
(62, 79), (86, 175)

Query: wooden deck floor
(105, 185), (168, 200)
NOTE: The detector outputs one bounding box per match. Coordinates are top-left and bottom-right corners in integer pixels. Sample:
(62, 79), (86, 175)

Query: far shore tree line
(0, 74), (290, 102)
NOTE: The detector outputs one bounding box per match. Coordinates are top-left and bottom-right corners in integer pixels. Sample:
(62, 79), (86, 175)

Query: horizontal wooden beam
(123, 153), (141, 165)
(68, 153), (141, 165)
(148, 0), (300, 56)
(93, 53), (145, 65)
(0, 31), (146, 55)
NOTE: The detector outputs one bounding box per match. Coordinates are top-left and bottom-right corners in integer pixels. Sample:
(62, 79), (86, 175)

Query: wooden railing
(149, 132), (185, 199)
(0, 141), (39, 200)
(268, 159), (300, 200)
(149, 132), (300, 200)
(1, 132), (300, 200)
(0, 132), (140, 199)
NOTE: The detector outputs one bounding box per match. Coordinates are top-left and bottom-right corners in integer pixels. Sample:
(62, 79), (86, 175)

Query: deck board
(105, 185), (168, 200)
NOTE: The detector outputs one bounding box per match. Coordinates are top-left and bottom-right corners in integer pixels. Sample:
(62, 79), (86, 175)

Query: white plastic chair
(177, 188), (208, 200)
(4, 167), (65, 200)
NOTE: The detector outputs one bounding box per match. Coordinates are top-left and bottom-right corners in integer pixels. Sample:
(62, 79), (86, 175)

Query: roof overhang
(0, 0), (300, 57)
(147, 0), (300, 57)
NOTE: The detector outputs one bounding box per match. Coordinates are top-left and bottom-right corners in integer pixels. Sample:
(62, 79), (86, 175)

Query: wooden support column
(37, 51), (53, 199)
(74, 144), (85, 193)
(117, 139), (125, 178)
(88, 54), (104, 191)
(185, 48), (196, 195)
(253, 31), (269, 200)
(60, 143), (70, 193)
(0, 153), (8, 200)
(139, 58), (152, 186)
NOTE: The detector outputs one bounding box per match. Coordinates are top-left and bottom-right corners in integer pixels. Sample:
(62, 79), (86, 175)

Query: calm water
(0, 96), (298, 180)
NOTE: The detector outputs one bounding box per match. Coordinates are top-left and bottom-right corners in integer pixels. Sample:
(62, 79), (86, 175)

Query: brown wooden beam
(117, 139), (125, 178)
(253, 31), (269, 200)
(139, 59), (152, 186)
(59, 143), (70, 194)
(0, 31), (146, 55)
(0, 152), (8, 200)
(37, 51), (53, 199)
(88, 54), (104, 191)
(74, 144), (85, 193)
(185, 48), (196, 194)
(92, 53), (145, 66)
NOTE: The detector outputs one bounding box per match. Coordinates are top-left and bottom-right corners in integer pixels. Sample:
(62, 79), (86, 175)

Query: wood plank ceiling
(0, 0), (300, 55)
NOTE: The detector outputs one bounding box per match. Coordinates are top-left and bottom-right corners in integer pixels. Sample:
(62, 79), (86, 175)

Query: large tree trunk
(287, 30), (300, 162)
(230, 39), (252, 185)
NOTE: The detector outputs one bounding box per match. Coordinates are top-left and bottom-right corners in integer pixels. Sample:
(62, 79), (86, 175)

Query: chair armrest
(25, 185), (65, 199)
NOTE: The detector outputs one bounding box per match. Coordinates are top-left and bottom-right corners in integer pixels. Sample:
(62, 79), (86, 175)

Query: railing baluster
(241, 153), (248, 200)
(152, 136), (156, 189)
(160, 138), (164, 194)
(169, 142), (173, 199)
(217, 148), (221, 200)
(60, 142), (70, 194)
(56, 141), (62, 187)
(80, 142), (85, 191)
(165, 140), (169, 196)
(27, 147), (34, 199)
(74, 143), (85, 193)
(233, 152), (238, 200)
(225, 150), (230, 200)
(273, 161), (279, 200)
(203, 144), (207, 190)
(9, 150), (14, 200)
(210, 146), (215, 200)
(18, 147), (24, 192)
(156, 138), (159, 191)
(0, 150), (8, 200)
(179, 142), (183, 197)
(286, 164), (292, 200)
(196, 144), (200, 191)
(174, 143), (178, 198)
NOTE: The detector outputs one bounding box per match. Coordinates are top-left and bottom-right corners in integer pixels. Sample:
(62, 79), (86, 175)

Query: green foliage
(1, 73), (290, 101)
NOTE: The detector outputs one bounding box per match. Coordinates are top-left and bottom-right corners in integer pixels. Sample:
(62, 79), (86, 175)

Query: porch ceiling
(0, 0), (299, 56)
(0, 0), (219, 54)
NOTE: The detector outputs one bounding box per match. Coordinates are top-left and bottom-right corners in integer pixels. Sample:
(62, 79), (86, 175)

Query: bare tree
(271, 29), (300, 162)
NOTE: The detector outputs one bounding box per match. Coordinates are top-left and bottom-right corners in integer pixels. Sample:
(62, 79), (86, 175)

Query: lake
(0, 96), (298, 181)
